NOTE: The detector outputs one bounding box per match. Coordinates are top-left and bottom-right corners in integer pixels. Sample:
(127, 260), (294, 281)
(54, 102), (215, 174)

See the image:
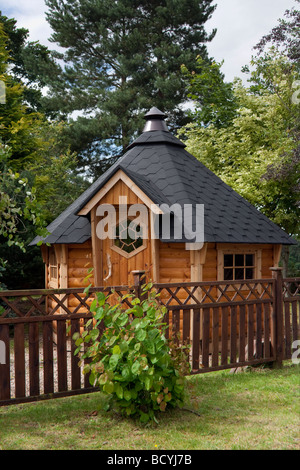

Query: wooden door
(91, 179), (152, 288)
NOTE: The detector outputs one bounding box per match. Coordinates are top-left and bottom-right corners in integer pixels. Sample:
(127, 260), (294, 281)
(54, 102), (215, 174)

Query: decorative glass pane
(224, 254), (233, 267)
(114, 219), (143, 254)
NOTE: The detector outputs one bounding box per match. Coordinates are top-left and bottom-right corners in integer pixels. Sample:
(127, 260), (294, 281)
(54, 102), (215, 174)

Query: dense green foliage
(179, 3), (299, 274)
(73, 283), (190, 423)
(181, 56), (238, 128)
(0, 19), (87, 288)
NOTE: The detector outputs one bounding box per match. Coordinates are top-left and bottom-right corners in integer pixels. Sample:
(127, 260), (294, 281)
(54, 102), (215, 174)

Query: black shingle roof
(30, 108), (296, 246)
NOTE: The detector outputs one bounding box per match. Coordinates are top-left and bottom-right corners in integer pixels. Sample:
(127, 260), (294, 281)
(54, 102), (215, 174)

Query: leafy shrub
(73, 283), (190, 423)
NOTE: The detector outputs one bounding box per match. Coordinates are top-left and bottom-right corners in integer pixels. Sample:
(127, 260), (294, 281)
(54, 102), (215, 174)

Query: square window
(222, 252), (255, 281)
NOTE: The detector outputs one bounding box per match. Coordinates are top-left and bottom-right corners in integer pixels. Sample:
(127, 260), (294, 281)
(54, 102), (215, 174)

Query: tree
(0, 20), (87, 288)
(253, 0), (300, 67)
(0, 13), (61, 116)
(179, 59), (299, 275)
(180, 3), (300, 275)
(43, 0), (217, 178)
(181, 56), (238, 128)
(180, 75), (299, 232)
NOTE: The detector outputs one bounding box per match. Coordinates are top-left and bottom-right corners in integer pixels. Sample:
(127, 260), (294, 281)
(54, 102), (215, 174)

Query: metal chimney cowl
(143, 107), (169, 132)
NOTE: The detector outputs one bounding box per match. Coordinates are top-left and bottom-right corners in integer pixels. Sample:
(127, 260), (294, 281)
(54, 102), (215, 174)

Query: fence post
(132, 270), (146, 302)
(270, 267), (284, 367)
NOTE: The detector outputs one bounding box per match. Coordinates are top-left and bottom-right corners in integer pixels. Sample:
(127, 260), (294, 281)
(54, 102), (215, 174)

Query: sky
(0, 0), (297, 83)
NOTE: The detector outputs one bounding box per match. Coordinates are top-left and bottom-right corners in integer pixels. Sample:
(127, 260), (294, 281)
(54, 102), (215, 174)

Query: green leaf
(109, 354), (120, 370)
(131, 361), (141, 375)
(90, 329), (99, 340)
(121, 366), (131, 380)
(108, 335), (117, 347)
(103, 381), (114, 394)
(94, 307), (104, 320)
(136, 329), (147, 342)
(112, 345), (121, 355)
(119, 341), (129, 353)
(124, 389), (131, 401)
(82, 364), (90, 375)
(89, 372), (96, 386)
(96, 292), (106, 306)
(144, 376), (152, 391)
(156, 339), (165, 351)
(139, 317), (150, 328)
(99, 373), (108, 385)
(146, 306), (156, 319)
(83, 284), (92, 295)
(133, 305), (143, 317)
(144, 340), (155, 355)
(90, 298), (97, 312)
(75, 337), (83, 347)
(114, 383), (123, 399)
(118, 312), (129, 326)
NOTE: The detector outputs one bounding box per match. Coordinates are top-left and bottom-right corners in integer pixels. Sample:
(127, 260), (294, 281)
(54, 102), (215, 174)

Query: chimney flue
(143, 107), (169, 132)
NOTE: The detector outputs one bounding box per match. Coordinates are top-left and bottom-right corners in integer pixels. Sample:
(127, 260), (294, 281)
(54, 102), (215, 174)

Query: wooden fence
(0, 268), (299, 406)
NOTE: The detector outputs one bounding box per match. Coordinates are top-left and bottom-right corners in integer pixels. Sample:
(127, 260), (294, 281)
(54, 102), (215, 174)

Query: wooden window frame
(217, 245), (262, 284)
(48, 247), (59, 288)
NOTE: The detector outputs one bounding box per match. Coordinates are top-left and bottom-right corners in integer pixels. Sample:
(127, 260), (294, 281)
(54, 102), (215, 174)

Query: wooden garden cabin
(30, 107), (296, 310)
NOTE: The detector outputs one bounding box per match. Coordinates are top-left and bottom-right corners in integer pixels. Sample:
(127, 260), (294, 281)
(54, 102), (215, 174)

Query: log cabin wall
(45, 240), (281, 292)
(67, 241), (94, 289)
(67, 241), (93, 314)
(158, 241), (191, 284)
(202, 243), (280, 282)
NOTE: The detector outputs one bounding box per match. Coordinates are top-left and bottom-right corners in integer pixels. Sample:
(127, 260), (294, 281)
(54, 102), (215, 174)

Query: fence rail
(0, 269), (299, 406)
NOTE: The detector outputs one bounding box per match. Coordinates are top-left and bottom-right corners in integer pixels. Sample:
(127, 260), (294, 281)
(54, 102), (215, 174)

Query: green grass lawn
(0, 362), (299, 450)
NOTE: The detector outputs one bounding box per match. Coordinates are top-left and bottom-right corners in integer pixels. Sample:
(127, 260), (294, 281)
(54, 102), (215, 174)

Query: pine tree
(44, 0), (217, 177)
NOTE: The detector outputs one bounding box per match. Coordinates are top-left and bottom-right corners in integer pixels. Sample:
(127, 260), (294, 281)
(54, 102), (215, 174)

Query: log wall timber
(158, 242), (191, 284)
(67, 241), (94, 314)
